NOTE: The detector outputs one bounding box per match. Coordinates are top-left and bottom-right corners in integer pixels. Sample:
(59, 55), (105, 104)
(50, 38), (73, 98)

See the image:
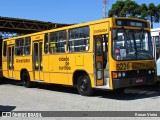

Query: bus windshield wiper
(121, 27), (128, 48)
(132, 31), (137, 59)
(140, 28), (144, 50)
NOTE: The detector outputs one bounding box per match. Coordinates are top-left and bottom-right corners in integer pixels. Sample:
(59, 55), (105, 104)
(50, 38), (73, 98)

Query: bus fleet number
(116, 63), (131, 70)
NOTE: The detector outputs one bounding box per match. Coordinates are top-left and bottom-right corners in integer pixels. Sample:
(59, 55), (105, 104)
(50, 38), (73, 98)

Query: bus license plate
(136, 78), (143, 84)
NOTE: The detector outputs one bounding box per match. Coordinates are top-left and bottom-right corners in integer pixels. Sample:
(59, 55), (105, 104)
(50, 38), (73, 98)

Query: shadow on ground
(1, 78), (160, 101)
(95, 85), (160, 100)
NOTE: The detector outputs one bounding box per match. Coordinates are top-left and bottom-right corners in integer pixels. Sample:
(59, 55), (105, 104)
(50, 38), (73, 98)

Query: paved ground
(0, 78), (160, 120)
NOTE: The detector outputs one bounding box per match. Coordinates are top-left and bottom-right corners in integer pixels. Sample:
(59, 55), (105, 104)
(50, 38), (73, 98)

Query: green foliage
(140, 4), (148, 18)
(108, 0), (160, 28)
(123, 0), (140, 17)
(108, 1), (124, 17)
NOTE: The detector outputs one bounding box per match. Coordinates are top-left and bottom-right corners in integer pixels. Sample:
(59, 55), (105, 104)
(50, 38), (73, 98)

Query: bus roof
(3, 17), (149, 41)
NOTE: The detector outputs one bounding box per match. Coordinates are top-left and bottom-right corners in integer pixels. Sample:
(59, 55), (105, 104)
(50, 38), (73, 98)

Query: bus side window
(103, 34), (108, 69)
(44, 33), (49, 54)
(49, 31), (67, 53)
(24, 37), (31, 55)
(3, 41), (7, 56)
(15, 38), (24, 56)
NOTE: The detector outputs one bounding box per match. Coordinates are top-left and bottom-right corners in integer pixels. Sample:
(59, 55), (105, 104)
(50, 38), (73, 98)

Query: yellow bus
(2, 17), (156, 96)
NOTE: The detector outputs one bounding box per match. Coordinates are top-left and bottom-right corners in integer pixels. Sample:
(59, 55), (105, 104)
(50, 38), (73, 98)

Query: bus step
(34, 80), (44, 83)
(95, 85), (110, 90)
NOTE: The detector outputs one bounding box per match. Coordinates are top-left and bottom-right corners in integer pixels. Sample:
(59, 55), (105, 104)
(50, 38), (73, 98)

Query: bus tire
(77, 75), (94, 96)
(22, 71), (33, 88)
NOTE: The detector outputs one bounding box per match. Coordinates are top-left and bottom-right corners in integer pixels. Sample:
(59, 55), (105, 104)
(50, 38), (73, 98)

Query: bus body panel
(67, 52), (94, 86)
(2, 56), (7, 78)
(43, 55), (50, 83)
(48, 54), (68, 85)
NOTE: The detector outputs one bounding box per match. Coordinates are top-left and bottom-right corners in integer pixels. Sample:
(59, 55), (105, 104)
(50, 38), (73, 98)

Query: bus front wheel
(77, 75), (94, 96)
(22, 71), (33, 88)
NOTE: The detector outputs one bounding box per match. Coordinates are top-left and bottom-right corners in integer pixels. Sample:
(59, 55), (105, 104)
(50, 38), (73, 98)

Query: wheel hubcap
(80, 78), (88, 91)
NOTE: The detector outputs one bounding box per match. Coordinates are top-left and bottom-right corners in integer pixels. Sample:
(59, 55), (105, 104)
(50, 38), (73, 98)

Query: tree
(139, 3), (159, 28)
(147, 3), (159, 28)
(122, 0), (140, 17)
(108, 1), (124, 17)
(140, 4), (148, 18)
(157, 4), (160, 22)
(108, 0), (139, 17)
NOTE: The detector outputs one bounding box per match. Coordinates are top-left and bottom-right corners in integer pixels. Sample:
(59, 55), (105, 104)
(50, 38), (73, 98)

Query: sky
(0, 0), (160, 28)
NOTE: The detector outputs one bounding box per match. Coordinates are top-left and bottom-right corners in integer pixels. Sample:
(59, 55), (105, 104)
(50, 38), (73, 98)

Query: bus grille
(132, 63), (146, 69)
(126, 69), (152, 78)
(132, 62), (153, 70)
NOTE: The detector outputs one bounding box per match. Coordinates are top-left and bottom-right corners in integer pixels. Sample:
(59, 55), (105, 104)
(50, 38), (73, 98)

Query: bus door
(7, 45), (14, 78)
(94, 35), (104, 86)
(33, 41), (43, 80)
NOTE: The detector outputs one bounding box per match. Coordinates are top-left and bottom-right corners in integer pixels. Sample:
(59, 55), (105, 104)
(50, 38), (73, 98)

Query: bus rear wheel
(77, 75), (94, 96)
(22, 71), (33, 88)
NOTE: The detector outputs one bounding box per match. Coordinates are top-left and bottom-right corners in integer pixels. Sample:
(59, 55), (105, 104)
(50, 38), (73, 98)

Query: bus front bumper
(112, 76), (156, 89)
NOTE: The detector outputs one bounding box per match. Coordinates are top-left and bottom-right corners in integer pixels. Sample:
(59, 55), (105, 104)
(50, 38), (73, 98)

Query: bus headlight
(148, 70), (151, 75)
(118, 73), (121, 78)
(122, 72), (126, 77)
(112, 72), (126, 79)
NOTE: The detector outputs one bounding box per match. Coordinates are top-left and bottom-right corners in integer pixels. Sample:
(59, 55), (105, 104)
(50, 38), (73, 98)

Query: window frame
(15, 38), (24, 56)
(3, 41), (7, 57)
(44, 33), (49, 54)
(49, 30), (67, 53)
(68, 26), (90, 52)
(24, 37), (31, 55)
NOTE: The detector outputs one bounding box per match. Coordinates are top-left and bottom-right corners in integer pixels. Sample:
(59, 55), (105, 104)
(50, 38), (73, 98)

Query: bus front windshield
(112, 28), (153, 60)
